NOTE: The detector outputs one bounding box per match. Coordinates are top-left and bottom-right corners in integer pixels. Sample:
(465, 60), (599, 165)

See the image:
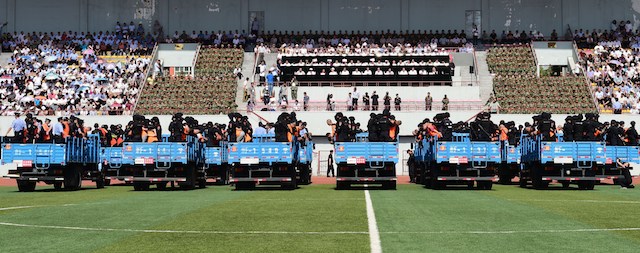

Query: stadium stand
(277, 44), (454, 85)
(0, 32), (152, 116)
(135, 45), (243, 115)
(487, 45), (596, 114)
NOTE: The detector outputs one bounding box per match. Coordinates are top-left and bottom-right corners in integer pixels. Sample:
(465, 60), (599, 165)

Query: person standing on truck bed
(327, 150), (335, 177)
(6, 112), (26, 143)
(625, 121), (638, 145)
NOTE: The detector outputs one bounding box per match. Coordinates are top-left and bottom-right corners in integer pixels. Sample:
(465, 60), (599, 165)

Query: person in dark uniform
(327, 150), (335, 177)
(371, 91), (379, 111)
(407, 150), (415, 183)
(626, 121), (638, 146)
(616, 158), (635, 189)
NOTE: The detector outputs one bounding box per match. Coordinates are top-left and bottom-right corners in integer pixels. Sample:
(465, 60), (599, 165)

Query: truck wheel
(579, 181), (595, 190)
(64, 167), (82, 191)
(518, 171), (528, 188)
(385, 181), (397, 190)
(432, 179), (444, 190)
(53, 182), (63, 190)
(560, 181), (571, 189)
(531, 168), (546, 190)
(336, 181), (348, 190)
(156, 182), (167, 190)
(467, 182), (475, 189)
(133, 182), (150, 191)
(104, 179), (111, 186)
(479, 182), (493, 190)
(17, 180), (36, 192)
(96, 174), (105, 189)
(198, 179), (207, 189)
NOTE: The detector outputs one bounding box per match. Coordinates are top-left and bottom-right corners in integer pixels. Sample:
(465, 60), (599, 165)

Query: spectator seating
(578, 46), (640, 114)
(279, 53), (453, 83)
(135, 46), (243, 115)
(487, 45), (596, 114)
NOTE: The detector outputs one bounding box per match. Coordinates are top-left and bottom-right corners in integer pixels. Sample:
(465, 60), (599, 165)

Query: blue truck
(2, 135), (104, 191)
(120, 135), (205, 191)
(296, 141), (314, 185)
(520, 134), (605, 190)
(497, 141), (522, 184)
(600, 145), (639, 182)
(228, 134), (310, 190)
(417, 133), (500, 190)
(199, 141), (230, 185)
(333, 133), (398, 190)
(100, 146), (126, 185)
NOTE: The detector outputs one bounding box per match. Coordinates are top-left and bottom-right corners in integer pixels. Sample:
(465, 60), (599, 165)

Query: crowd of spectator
(0, 22), (155, 116)
(573, 20), (640, 114)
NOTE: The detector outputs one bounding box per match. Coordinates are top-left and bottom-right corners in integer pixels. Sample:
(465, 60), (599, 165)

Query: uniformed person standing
(327, 150), (335, 177)
(407, 150), (415, 183)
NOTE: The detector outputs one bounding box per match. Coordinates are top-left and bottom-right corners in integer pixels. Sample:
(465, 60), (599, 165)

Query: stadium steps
(474, 51), (495, 104)
(236, 52), (256, 111)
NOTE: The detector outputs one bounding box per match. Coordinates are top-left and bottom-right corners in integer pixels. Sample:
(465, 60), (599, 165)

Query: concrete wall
(3, 0), (640, 37)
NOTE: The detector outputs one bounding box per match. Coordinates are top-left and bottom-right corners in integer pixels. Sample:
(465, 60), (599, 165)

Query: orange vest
(182, 125), (190, 141)
(62, 122), (70, 138)
(147, 129), (158, 143)
(42, 124), (51, 141)
(499, 126), (508, 141)
(389, 125), (398, 140)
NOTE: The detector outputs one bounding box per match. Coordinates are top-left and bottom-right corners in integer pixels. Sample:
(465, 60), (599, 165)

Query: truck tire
(384, 181), (397, 190)
(198, 179), (207, 189)
(104, 179), (111, 186)
(432, 178), (445, 190)
(17, 180), (36, 192)
(531, 166), (546, 190)
(336, 181), (348, 190)
(133, 182), (150, 191)
(53, 182), (63, 190)
(560, 181), (571, 189)
(518, 171), (528, 188)
(478, 181), (493, 190)
(96, 174), (105, 189)
(498, 169), (512, 185)
(585, 181), (595, 190)
(64, 167), (82, 191)
(157, 182), (167, 190)
(235, 182), (255, 190)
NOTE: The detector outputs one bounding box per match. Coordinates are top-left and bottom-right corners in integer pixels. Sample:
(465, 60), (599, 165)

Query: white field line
(0, 222), (368, 235)
(365, 190), (382, 253)
(1, 221), (640, 236)
(0, 206), (39, 211)
(380, 227), (640, 234)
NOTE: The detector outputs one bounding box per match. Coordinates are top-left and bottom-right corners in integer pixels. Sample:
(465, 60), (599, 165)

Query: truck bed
(334, 142), (398, 165)
(228, 142), (294, 165)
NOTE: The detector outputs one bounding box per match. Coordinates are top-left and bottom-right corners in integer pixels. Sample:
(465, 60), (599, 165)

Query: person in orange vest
(498, 123), (509, 142)
(388, 115), (402, 141)
(42, 119), (52, 143)
(146, 121), (159, 143)
(62, 117), (70, 139)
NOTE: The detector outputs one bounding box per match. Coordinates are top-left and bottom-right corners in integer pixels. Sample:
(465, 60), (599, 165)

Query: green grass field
(1, 183), (639, 252)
